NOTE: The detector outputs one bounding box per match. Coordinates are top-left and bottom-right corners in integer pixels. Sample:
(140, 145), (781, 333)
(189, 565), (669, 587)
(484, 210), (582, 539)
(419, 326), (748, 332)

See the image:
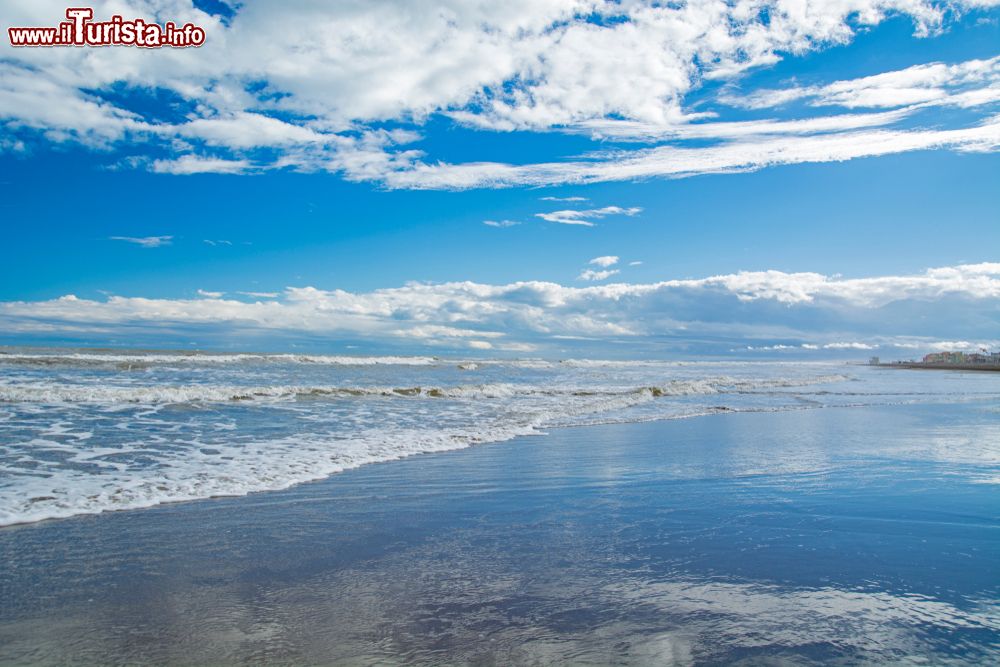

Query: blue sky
(1, 1), (998, 357)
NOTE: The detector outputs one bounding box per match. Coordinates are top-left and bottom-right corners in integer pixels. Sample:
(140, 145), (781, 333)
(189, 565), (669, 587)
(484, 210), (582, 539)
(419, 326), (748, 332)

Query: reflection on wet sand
(0, 402), (997, 665)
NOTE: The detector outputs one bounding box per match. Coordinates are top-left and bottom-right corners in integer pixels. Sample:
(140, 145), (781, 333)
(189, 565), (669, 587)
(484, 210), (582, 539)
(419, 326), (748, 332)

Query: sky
(0, 0), (998, 358)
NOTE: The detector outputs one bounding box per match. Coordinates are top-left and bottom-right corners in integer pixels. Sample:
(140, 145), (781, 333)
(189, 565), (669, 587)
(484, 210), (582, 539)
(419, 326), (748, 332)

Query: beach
(1, 400), (997, 665)
(4, 2), (999, 663)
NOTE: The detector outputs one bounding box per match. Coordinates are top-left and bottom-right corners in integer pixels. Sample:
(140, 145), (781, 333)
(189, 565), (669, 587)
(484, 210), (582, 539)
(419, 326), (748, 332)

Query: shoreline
(0, 395), (966, 530)
(0, 403), (772, 529)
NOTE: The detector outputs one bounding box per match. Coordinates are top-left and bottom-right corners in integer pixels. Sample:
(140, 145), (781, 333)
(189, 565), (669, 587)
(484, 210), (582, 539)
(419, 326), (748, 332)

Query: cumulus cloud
(2, 2), (998, 188)
(197, 289), (224, 298)
(2, 263), (998, 355)
(578, 269), (621, 281)
(483, 219), (521, 228)
(923, 339), (987, 351)
(749, 339), (992, 352)
(537, 206), (642, 226)
(751, 341), (876, 351)
(578, 254), (638, 281)
(109, 235), (172, 248)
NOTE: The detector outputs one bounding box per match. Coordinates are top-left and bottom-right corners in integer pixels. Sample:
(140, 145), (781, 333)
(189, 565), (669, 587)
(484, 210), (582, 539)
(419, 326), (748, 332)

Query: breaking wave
(7, 351), (973, 528)
(0, 375), (850, 405)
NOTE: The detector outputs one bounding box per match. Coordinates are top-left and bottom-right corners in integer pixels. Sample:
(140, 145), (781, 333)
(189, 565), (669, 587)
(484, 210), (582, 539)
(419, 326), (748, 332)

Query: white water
(1, 349), (997, 526)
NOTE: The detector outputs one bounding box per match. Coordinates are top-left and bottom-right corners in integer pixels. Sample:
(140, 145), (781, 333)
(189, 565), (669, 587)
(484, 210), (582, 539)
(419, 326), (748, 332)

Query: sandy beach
(1, 401), (997, 666)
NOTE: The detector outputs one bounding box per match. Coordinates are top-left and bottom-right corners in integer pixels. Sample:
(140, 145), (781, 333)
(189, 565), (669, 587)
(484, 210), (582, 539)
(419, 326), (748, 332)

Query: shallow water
(2, 347), (998, 525)
(0, 401), (997, 665)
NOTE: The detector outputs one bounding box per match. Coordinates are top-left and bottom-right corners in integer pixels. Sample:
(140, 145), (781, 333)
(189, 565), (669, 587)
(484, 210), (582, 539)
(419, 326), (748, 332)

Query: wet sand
(1, 402), (998, 665)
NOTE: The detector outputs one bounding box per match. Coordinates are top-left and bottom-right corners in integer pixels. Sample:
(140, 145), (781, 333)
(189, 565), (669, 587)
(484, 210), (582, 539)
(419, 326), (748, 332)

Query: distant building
(879, 349), (999, 370)
(923, 351), (967, 364)
(921, 350), (999, 366)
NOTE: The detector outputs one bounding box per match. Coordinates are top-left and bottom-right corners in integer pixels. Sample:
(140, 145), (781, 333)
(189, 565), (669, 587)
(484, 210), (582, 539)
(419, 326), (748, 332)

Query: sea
(2, 346), (998, 526)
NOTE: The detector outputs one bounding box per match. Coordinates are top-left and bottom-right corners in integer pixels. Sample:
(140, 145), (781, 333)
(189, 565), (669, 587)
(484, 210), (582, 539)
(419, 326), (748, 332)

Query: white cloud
(537, 206), (642, 226)
(540, 196), (589, 202)
(203, 239), (233, 246)
(568, 108), (915, 141)
(398, 325), (506, 339)
(882, 339), (998, 350)
(2, 262), (998, 354)
(925, 339), (979, 351)
(629, 261), (644, 266)
(483, 219), (521, 228)
(171, 112), (328, 148)
(0, 62), (152, 147)
(729, 56), (1000, 110)
(238, 291), (279, 299)
(0, 263), (1000, 349)
(822, 342), (877, 350)
(496, 342), (537, 352)
(578, 269), (621, 281)
(380, 119), (1000, 189)
(589, 256), (620, 268)
(109, 235), (172, 248)
(197, 289), (224, 299)
(748, 341), (874, 351)
(751, 338), (995, 352)
(2, 2), (998, 187)
(151, 156), (251, 175)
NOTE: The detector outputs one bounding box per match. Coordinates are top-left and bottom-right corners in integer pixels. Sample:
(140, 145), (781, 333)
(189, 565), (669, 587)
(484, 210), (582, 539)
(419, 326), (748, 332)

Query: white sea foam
(2, 354), (995, 527)
(0, 375), (850, 405)
(2, 383), (694, 525)
(0, 421), (542, 526)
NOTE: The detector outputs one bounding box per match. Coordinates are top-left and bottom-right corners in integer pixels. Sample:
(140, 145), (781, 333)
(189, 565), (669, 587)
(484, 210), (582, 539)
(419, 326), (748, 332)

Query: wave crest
(0, 375), (850, 405)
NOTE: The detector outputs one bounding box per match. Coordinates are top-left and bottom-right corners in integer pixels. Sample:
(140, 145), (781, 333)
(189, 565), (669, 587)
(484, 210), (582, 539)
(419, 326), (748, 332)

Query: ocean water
(1, 347), (999, 526)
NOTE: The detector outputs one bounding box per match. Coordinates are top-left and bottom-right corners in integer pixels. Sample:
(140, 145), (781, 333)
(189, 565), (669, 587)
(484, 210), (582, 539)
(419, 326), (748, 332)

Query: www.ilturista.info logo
(8, 7), (206, 48)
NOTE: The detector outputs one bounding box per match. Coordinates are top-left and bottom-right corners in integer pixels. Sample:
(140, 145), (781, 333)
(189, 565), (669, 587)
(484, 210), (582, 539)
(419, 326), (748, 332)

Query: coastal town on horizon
(870, 348), (1000, 371)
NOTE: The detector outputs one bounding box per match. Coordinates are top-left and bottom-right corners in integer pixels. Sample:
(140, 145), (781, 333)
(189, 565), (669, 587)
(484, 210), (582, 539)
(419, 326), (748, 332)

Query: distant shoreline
(873, 363), (1000, 372)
